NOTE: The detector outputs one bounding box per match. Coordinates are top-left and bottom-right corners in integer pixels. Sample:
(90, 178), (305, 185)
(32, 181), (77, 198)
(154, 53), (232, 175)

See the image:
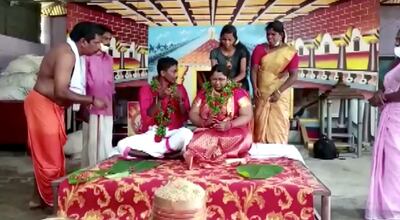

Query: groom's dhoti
(114, 126), (193, 158)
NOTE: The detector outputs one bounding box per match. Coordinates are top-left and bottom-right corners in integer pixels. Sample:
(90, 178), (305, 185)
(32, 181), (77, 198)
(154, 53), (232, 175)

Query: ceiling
(40, 0), (396, 26)
(380, 0), (400, 4)
(41, 2), (66, 16)
(83, 0), (341, 26)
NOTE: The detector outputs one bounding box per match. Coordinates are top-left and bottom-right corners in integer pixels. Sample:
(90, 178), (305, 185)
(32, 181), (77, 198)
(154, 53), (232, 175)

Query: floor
(304, 150), (371, 220)
(0, 148), (371, 220)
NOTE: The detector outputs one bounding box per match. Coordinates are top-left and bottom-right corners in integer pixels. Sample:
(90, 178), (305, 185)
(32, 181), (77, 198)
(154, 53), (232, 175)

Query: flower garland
(203, 80), (239, 117)
(150, 78), (177, 142)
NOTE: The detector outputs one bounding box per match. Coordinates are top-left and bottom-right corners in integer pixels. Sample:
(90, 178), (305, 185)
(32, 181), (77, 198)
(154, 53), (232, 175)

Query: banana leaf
(236, 164), (283, 179)
(68, 169), (104, 185)
(106, 160), (138, 174)
(68, 160), (161, 184)
(107, 160), (161, 175)
(105, 171), (130, 179)
(131, 160), (161, 173)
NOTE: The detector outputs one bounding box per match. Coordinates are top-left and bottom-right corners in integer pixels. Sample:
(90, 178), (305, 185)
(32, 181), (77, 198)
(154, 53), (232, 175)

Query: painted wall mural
(283, 0), (380, 139)
(294, 28), (377, 70)
(290, 27), (379, 92)
(67, 3), (149, 84)
(283, 0), (380, 92)
(148, 25), (266, 101)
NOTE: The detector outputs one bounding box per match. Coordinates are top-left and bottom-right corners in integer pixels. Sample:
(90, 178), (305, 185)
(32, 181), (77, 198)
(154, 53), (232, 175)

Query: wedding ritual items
(152, 178), (207, 220)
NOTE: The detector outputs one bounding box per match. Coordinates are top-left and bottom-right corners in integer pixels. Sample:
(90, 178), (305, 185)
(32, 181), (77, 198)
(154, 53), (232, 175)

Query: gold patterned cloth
(57, 157), (324, 220)
(253, 44), (297, 144)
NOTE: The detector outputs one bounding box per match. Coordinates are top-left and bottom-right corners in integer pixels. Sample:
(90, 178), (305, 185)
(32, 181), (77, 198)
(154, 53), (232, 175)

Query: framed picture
(127, 101), (141, 136)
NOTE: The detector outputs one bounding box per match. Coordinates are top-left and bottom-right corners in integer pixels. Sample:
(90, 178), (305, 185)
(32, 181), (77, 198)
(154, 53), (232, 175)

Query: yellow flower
(266, 212), (284, 220)
(82, 210), (103, 220)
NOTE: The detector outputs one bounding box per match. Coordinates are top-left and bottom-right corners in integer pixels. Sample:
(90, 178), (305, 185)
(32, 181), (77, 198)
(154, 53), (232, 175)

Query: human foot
(28, 200), (42, 209)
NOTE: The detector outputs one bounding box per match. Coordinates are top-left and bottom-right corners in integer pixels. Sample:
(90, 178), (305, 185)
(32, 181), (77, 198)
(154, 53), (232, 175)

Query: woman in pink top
(366, 29), (400, 220)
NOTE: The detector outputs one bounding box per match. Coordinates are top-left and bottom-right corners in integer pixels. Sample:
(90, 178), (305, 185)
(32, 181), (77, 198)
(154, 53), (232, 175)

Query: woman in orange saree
(251, 20), (299, 144)
(184, 64), (253, 168)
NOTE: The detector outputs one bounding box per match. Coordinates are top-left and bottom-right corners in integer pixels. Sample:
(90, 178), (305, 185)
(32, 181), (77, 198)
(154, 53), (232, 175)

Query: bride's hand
(202, 118), (215, 128)
(213, 121), (232, 131)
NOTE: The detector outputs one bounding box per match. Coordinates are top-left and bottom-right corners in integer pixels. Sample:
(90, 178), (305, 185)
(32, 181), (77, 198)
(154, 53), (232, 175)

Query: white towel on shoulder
(66, 37), (86, 111)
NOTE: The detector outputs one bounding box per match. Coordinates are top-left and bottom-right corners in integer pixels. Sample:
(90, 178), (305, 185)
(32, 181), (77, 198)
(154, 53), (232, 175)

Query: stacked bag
(0, 54), (43, 100)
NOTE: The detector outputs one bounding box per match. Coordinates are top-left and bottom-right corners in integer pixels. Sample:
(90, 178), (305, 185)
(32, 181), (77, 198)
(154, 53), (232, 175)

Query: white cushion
(0, 86), (28, 100)
(0, 72), (37, 90)
(2, 54), (43, 76)
(64, 130), (83, 158)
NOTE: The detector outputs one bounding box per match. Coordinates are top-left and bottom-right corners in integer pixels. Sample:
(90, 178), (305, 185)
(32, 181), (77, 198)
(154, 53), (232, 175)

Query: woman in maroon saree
(184, 64), (253, 168)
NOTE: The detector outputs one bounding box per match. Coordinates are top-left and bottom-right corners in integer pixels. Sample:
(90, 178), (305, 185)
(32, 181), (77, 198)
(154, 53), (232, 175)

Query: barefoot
(29, 179), (43, 209)
(29, 178), (56, 215)
(28, 200), (42, 209)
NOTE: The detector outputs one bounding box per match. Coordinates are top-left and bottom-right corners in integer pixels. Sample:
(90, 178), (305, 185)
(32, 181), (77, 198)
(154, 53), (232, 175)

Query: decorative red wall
(285, 0), (379, 41)
(66, 3), (148, 46)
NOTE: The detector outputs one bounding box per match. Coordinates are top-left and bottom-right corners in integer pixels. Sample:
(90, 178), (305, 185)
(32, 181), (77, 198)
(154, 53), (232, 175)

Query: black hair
(69, 21), (105, 43)
(265, 20), (286, 43)
(157, 57), (178, 75)
(98, 24), (113, 35)
(211, 64), (229, 78)
(220, 24), (238, 43)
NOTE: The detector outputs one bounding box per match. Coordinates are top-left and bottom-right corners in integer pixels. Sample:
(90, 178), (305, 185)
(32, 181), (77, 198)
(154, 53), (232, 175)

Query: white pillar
(357, 99), (363, 158)
(327, 100), (332, 139)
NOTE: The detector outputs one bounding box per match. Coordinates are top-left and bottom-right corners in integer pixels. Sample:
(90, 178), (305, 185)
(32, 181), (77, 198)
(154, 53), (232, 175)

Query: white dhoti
(81, 114), (113, 167)
(113, 126), (193, 158)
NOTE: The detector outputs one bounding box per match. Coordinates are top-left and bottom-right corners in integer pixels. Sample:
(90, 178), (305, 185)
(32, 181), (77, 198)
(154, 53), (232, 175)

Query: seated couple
(114, 58), (253, 168)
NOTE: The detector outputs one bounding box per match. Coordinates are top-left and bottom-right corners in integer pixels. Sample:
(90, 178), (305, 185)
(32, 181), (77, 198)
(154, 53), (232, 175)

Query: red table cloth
(58, 157), (321, 220)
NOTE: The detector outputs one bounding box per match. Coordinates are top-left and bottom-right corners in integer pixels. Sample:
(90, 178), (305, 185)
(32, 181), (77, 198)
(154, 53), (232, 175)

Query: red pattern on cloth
(58, 158), (319, 220)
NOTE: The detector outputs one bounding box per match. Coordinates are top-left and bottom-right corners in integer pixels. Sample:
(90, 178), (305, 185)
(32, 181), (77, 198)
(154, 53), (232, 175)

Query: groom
(113, 57), (193, 158)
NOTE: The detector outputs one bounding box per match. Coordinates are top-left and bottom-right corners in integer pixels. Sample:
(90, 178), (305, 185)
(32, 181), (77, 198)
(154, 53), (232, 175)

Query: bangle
(276, 90), (281, 95)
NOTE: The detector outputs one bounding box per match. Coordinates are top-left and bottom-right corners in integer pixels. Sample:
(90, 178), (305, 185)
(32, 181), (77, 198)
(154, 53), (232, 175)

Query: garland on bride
(203, 80), (239, 117)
